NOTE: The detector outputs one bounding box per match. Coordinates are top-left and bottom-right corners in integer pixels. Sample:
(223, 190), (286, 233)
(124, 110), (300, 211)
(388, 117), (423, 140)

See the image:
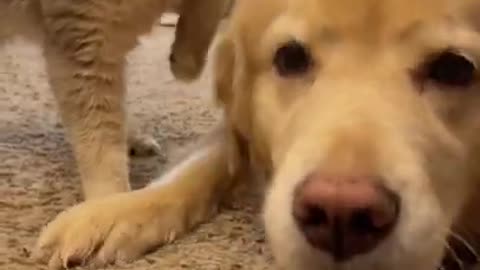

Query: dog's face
(215, 0), (480, 269)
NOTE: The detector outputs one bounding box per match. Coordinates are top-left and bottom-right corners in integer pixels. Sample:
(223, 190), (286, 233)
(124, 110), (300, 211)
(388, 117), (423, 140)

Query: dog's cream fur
(0, 0), (227, 199)
(35, 0), (480, 269)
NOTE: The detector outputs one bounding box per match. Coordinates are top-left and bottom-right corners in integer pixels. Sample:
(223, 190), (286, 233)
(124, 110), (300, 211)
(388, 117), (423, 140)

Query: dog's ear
(212, 30), (254, 176)
(213, 29), (253, 142)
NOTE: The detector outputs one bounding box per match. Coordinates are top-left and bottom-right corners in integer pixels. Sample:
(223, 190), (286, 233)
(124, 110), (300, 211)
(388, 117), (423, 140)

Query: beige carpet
(0, 24), (272, 270)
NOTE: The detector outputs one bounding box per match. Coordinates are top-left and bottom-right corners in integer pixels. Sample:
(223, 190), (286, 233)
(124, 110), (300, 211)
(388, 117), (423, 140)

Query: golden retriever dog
(34, 0), (480, 269)
(0, 0), (227, 200)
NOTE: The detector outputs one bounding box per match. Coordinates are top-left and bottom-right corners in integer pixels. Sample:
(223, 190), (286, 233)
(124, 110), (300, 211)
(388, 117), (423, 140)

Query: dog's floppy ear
(213, 29), (253, 142)
(212, 27), (258, 175)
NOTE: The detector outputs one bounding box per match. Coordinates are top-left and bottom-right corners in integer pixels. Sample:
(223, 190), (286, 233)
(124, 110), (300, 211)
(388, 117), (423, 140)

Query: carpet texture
(0, 23), (273, 270)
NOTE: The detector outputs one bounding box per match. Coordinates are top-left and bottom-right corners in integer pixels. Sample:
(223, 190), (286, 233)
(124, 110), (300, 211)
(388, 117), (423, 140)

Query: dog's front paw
(34, 192), (183, 269)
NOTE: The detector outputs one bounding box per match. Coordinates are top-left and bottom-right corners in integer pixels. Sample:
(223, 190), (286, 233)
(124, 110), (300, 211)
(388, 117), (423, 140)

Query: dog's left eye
(273, 40), (313, 77)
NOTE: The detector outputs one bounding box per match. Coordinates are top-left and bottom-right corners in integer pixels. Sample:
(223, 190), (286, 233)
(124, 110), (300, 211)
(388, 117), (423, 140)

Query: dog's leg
(34, 128), (239, 269)
(44, 43), (131, 200)
(169, 0), (227, 81)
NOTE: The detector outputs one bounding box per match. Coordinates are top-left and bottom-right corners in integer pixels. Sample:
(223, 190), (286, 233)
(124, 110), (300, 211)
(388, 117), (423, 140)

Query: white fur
(149, 145), (216, 188)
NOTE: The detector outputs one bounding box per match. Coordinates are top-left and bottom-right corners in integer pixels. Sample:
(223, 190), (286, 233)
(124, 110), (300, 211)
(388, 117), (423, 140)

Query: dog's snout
(292, 173), (400, 262)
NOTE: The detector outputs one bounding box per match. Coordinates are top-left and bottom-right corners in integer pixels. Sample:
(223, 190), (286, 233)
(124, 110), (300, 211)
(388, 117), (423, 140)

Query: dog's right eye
(273, 40), (312, 77)
(423, 50), (477, 88)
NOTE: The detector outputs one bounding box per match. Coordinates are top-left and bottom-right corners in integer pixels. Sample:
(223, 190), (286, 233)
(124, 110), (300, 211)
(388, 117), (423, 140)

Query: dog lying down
(35, 0), (480, 269)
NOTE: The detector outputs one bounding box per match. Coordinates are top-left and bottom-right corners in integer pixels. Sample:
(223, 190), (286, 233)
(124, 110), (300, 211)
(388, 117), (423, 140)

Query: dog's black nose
(292, 173), (400, 262)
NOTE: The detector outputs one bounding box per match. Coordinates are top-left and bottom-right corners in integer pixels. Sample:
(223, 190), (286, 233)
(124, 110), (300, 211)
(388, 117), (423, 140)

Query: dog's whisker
(449, 230), (480, 263)
(443, 240), (465, 270)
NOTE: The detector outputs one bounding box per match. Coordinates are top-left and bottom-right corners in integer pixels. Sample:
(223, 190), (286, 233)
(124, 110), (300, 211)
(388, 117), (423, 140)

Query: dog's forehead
(233, 0), (467, 43)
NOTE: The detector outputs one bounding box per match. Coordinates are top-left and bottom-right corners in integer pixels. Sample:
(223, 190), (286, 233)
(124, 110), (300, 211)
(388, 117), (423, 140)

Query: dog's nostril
(350, 209), (376, 234)
(169, 53), (176, 63)
(348, 207), (397, 235)
(303, 205), (328, 226)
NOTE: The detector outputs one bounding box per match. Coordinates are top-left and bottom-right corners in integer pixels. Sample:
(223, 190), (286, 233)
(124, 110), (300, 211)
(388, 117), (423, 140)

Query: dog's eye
(273, 40), (312, 77)
(424, 51), (476, 88)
